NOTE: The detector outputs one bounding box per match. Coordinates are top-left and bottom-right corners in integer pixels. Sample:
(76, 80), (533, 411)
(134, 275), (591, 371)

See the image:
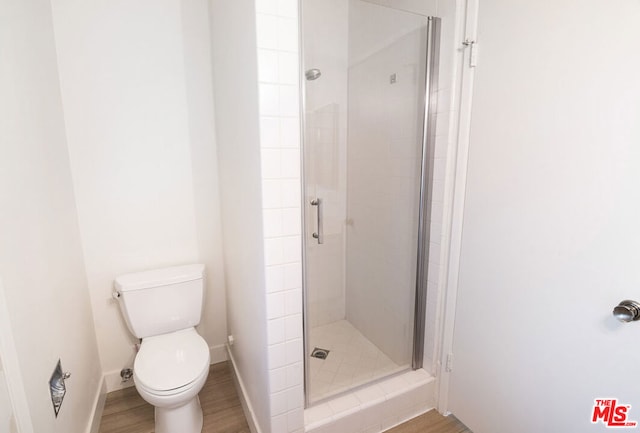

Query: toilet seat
(134, 327), (210, 394)
(135, 364), (209, 398)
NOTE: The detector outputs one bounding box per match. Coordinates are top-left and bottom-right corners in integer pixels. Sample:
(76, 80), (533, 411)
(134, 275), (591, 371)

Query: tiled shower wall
(255, 0), (306, 431)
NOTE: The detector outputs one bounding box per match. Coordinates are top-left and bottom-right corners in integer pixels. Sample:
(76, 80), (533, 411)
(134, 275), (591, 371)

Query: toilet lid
(134, 328), (210, 391)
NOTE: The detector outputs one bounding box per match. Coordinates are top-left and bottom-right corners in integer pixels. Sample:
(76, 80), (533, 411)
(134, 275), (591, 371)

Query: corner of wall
(86, 378), (107, 433)
(254, 0), (305, 431)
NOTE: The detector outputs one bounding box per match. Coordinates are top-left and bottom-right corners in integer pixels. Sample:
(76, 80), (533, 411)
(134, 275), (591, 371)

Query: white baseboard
(227, 345), (262, 433)
(86, 377), (107, 433)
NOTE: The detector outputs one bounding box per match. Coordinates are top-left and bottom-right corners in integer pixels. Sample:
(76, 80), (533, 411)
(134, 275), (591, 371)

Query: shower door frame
(298, 3), (441, 407)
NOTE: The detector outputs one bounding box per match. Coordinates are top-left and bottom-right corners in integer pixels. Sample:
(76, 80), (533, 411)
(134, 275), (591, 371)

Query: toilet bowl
(114, 264), (210, 433)
(134, 328), (210, 433)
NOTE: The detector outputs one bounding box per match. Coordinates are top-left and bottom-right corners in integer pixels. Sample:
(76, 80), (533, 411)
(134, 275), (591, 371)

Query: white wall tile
(277, 17), (299, 52)
(277, 0), (298, 18)
(272, 413), (288, 431)
(279, 52), (300, 85)
(256, 14), (279, 49)
(280, 118), (300, 148)
(267, 292), (286, 319)
(269, 343), (288, 369)
(280, 85), (300, 116)
(258, 49), (279, 83)
(283, 262), (302, 289)
(281, 180), (301, 208)
(266, 265), (285, 293)
(265, 235), (284, 259)
(329, 408), (364, 433)
(262, 180), (283, 210)
(268, 318), (286, 344)
(287, 409), (305, 431)
(255, 0), (278, 15)
(327, 394), (360, 415)
(270, 367), (288, 393)
(283, 236), (302, 262)
(256, 3), (304, 431)
(281, 149), (301, 178)
(259, 84), (280, 116)
(260, 116), (280, 148)
(305, 403), (334, 425)
(282, 208), (302, 236)
(303, 354), (437, 433)
(286, 362), (304, 387)
(285, 314), (303, 340)
(285, 289), (302, 315)
(261, 148), (282, 179)
(263, 209), (283, 237)
(285, 338), (303, 363)
(354, 384), (385, 405)
(287, 385), (304, 410)
(271, 390), (289, 416)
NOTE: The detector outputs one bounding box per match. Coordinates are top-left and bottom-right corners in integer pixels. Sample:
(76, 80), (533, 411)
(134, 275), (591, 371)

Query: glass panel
(303, 0), (430, 404)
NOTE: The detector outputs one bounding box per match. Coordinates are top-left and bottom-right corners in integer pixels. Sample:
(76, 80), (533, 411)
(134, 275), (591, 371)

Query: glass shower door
(302, 0), (437, 404)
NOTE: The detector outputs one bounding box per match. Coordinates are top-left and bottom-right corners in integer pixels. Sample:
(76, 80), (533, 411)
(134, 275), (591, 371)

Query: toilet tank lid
(114, 264), (205, 292)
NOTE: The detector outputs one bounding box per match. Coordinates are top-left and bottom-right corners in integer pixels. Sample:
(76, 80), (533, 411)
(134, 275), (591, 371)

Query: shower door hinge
(462, 39), (479, 68)
(446, 353), (454, 372)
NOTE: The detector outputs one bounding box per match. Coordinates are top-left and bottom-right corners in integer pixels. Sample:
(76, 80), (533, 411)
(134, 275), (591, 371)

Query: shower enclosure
(301, 0), (440, 405)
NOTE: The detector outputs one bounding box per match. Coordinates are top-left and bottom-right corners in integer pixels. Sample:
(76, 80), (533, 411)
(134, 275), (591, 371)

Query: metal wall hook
(613, 300), (640, 322)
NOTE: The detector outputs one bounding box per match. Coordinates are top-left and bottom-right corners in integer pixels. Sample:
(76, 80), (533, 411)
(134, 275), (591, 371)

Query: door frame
(434, 0), (479, 415)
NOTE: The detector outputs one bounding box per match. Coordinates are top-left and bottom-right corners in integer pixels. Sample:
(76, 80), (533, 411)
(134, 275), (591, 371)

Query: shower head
(305, 68), (322, 81)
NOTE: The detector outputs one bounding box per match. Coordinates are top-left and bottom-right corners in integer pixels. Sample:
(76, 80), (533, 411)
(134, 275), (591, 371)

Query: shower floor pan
(308, 320), (406, 402)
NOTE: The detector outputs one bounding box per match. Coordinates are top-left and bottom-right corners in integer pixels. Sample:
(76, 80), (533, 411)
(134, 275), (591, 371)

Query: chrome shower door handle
(311, 198), (323, 244)
(613, 300), (640, 322)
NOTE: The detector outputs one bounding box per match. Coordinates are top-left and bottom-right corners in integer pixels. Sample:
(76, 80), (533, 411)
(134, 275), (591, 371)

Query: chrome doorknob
(613, 300), (640, 322)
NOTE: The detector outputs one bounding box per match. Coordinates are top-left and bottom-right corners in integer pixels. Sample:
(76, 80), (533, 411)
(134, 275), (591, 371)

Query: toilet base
(154, 395), (203, 433)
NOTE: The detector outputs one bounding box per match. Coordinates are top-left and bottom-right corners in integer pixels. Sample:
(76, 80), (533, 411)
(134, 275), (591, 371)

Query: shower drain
(311, 347), (330, 360)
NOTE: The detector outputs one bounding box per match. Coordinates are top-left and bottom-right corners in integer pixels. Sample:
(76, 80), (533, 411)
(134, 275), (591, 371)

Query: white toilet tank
(114, 264), (205, 339)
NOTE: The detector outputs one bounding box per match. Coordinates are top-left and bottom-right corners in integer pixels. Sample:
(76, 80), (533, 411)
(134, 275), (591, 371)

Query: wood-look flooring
(99, 362), (249, 433)
(98, 361), (470, 433)
(387, 411), (472, 433)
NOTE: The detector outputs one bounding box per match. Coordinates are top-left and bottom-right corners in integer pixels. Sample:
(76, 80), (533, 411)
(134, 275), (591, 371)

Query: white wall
(447, 0), (640, 431)
(179, 0), (229, 372)
(209, 1), (273, 432)
(0, 0), (102, 431)
(0, 285), (24, 433)
(0, 356), (11, 433)
(50, 0), (227, 391)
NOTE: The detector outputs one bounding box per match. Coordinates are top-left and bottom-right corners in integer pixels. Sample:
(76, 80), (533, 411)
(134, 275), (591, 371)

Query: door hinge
(462, 39), (479, 68)
(446, 353), (454, 372)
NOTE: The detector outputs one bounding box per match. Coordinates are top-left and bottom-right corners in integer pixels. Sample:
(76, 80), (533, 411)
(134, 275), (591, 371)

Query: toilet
(114, 264), (210, 433)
